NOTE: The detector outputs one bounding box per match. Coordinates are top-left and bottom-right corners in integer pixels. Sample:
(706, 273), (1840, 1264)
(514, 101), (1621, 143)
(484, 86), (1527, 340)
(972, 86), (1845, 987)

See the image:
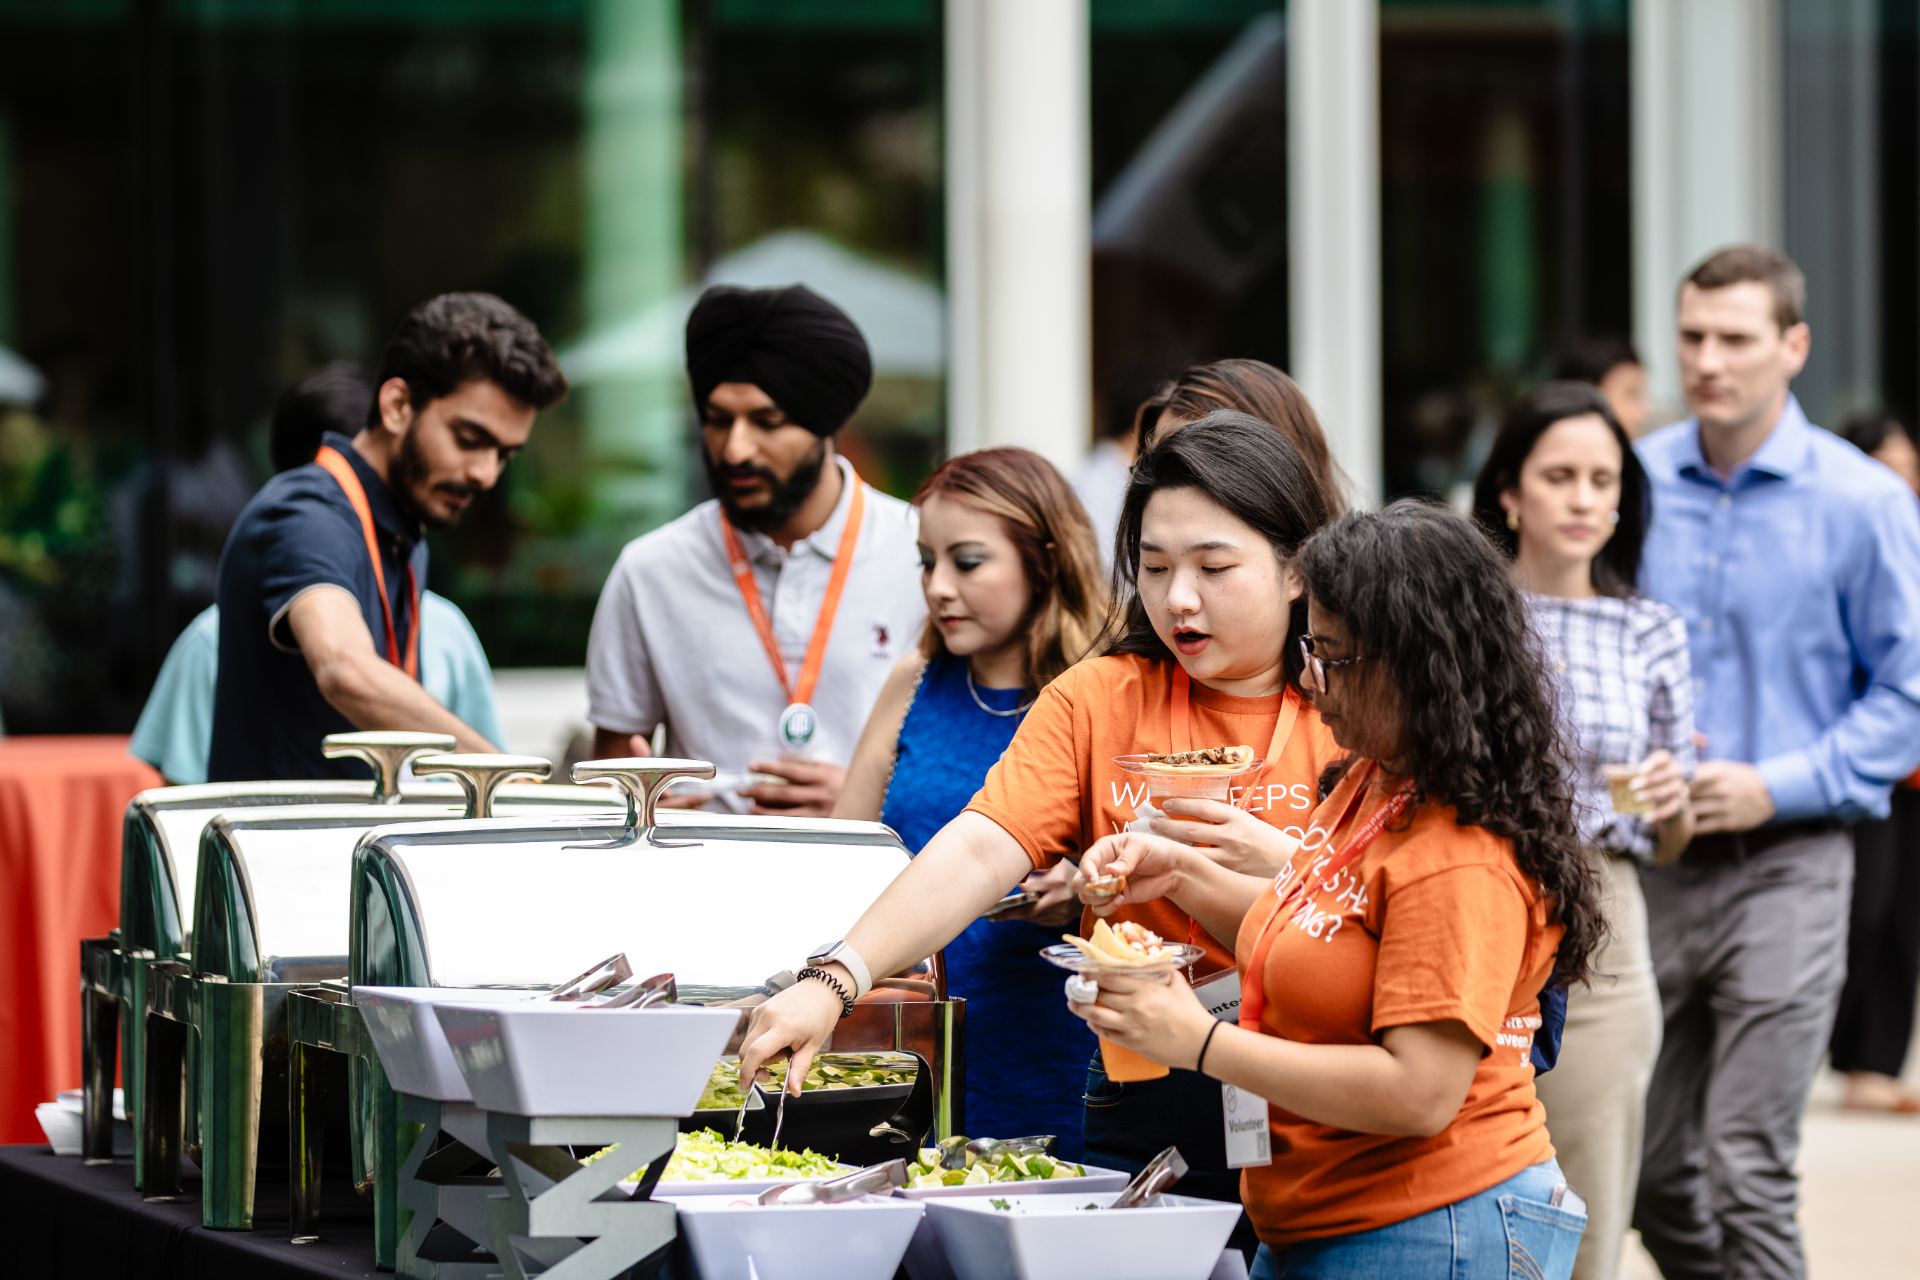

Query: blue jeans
(1250, 1159), (1587, 1280)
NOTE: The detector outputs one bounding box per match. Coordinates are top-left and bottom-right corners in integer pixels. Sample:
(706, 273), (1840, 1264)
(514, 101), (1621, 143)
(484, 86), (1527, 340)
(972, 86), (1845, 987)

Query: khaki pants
(1536, 851), (1662, 1280)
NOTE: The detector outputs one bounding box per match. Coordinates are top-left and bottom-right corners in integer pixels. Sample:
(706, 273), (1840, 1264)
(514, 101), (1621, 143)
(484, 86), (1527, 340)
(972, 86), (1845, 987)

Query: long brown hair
(1135, 358), (1346, 513)
(913, 448), (1109, 694)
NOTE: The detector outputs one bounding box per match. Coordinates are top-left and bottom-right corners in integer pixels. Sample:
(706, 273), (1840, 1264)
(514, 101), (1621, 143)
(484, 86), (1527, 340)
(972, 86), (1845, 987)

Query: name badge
(1222, 1082), (1271, 1169)
(1192, 970), (1241, 1022)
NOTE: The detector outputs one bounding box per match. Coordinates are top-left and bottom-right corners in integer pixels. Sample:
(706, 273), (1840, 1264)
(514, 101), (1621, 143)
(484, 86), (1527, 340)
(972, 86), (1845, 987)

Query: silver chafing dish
(292, 759), (963, 1278)
(134, 751), (623, 1234)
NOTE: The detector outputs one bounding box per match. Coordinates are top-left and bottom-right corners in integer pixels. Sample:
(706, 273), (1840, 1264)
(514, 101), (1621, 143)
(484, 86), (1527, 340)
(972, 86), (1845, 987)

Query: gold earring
(1506, 510), (1520, 531)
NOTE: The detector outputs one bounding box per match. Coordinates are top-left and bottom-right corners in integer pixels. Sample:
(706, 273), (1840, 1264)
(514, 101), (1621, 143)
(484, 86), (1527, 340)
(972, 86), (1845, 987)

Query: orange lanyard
(718, 474), (867, 707)
(1237, 761), (1413, 1031)
(314, 445), (420, 679)
(1169, 666), (1300, 809)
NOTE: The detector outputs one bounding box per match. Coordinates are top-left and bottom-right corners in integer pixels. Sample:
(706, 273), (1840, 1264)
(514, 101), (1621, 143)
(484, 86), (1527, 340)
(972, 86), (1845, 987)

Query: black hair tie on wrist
(797, 965), (855, 1018)
(1195, 1020), (1224, 1074)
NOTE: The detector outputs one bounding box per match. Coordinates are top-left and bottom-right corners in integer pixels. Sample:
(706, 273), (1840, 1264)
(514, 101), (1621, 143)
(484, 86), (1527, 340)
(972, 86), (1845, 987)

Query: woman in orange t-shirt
(739, 411), (1342, 1226)
(1073, 502), (1605, 1280)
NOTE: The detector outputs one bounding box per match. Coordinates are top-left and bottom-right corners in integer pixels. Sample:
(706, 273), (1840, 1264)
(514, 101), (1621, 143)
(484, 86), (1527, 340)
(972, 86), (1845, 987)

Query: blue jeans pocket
(1498, 1194), (1587, 1280)
(1082, 1057), (1124, 1109)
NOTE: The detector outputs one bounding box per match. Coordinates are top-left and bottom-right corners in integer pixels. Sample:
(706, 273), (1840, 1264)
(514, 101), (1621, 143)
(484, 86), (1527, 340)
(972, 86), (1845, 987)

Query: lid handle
(570, 758), (715, 841)
(322, 731), (458, 801)
(411, 753), (553, 819)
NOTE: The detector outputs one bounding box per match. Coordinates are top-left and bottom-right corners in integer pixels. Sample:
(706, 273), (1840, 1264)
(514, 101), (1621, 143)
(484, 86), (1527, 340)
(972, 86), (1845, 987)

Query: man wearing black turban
(584, 282), (925, 818)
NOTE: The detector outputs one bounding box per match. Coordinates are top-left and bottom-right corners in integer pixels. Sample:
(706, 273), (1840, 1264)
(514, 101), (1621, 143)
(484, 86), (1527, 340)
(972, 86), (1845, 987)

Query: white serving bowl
(663, 1193), (924, 1280)
(922, 1189), (1241, 1280)
(435, 1002), (742, 1116)
(898, 1163), (1133, 1280)
(38, 1089), (131, 1156)
(356, 986), (528, 1102)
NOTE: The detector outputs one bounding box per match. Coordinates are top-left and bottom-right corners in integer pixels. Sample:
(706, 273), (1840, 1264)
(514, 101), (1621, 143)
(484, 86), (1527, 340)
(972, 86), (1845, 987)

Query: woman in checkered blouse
(1473, 380), (1698, 1280)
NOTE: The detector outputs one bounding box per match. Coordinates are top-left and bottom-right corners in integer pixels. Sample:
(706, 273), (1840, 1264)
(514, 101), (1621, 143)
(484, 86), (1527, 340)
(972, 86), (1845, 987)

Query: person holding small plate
(1472, 380), (1695, 1280)
(1065, 502), (1604, 1279)
(739, 412), (1344, 1250)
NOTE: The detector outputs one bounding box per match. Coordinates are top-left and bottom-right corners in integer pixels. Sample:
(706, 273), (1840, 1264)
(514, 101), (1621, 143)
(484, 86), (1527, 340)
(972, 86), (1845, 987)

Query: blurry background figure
(1132, 357), (1347, 510)
(1474, 380), (1695, 1280)
(1828, 405), (1920, 1115)
(1557, 336), (1654, 439)
(837, 446), (1108, 1156)
(128, 364), (505, 783)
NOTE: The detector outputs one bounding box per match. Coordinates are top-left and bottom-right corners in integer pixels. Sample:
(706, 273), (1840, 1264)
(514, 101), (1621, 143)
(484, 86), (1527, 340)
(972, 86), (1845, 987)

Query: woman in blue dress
(836, 446), (1109, 1156)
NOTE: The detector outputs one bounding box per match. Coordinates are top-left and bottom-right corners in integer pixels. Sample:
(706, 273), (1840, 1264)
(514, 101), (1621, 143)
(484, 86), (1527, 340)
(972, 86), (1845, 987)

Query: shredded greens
(584, 1128), (842, 1184)
(696, 1053), (918, 1111)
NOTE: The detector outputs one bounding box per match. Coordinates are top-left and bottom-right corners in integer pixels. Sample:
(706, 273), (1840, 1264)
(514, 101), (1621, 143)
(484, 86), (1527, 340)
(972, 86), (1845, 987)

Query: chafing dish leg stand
(391, 1097), (501, 1278)
(289, 985), (406, 1269)
(139, 960), (198, 1202)
(484, 1114), (678, 1280)
(80, 935), (124, 1163)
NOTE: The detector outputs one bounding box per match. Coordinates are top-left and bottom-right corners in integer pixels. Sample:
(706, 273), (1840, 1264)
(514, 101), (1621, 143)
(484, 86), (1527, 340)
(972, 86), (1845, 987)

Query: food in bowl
(1062, 919), (1178, 968)
(696, 1052), (917, 1111)
(906, 1145), (1087, 1189)
(1140, 744), (1254, 772)
(584, 1128), (842, 1183)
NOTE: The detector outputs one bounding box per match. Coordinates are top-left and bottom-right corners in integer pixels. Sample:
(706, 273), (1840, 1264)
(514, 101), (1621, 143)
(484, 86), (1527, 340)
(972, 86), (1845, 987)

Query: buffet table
(0, 736), (160, 1143)
(0, 1146), (384, 1278)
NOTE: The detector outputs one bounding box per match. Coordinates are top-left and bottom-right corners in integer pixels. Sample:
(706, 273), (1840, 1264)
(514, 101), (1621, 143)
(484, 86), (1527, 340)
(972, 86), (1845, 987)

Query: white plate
(663, 1193), (924, 1280)
(435, 1002), (742, 1116)
(922, 1189), (1241, 1280)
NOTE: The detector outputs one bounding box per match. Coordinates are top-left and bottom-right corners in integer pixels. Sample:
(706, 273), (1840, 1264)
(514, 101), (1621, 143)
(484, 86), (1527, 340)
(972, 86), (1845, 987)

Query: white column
(944, 0), (1089, 473)
(1631, 0), (1782, 415)
(1287, 0), (1381, 506)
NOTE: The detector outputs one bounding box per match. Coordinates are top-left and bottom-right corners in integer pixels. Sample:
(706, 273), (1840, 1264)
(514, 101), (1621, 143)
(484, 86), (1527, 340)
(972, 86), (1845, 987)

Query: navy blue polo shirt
(208, 432), (428, 781)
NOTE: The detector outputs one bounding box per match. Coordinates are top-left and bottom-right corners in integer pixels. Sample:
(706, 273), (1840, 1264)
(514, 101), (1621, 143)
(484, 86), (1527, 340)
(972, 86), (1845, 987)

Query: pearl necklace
(966, 665), (1034, 718)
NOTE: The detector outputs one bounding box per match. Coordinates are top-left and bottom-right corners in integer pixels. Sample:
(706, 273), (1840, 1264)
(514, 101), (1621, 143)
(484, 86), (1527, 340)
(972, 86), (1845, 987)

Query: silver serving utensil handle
(1108, 1145), (1188, 1209)
(413, 752), (553, 818)
(547, 953), (633, 1002)
(322, 730), (457, 801)
(968, 1135), (1057, 1163)
(770, 1075), (792, 1151)
(592, 972), (677, 1010)
(571, 758), (716, 847)
(757, 1158), (908, 1206)
(936, 1133), (973, 1171)
(731, 1082), (757, 1143)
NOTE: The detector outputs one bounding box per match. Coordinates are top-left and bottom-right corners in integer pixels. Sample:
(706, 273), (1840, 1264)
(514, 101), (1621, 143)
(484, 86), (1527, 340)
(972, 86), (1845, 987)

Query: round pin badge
(778, 702), (819, 753)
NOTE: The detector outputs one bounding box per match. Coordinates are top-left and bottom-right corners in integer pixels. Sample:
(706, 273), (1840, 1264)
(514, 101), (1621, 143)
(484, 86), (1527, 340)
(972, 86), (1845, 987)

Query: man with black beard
(208, 293), (566, 781)
(586, 284), (923, 816)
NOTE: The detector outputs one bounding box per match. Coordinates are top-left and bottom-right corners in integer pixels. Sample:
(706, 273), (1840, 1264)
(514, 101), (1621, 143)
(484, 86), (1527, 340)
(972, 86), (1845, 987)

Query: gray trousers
(1632, 825), (1853, 1280)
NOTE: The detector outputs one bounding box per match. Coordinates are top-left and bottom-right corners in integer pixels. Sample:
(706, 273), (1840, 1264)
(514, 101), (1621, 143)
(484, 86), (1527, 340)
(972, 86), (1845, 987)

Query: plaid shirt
(1527, 592), (1697, 860)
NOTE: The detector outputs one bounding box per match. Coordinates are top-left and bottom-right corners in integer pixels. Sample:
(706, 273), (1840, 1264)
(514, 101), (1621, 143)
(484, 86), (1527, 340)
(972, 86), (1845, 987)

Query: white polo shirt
(586, 457), (925, 809)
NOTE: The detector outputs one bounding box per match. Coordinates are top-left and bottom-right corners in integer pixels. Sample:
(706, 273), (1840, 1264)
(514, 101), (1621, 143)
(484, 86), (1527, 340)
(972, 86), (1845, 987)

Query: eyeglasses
(1299, 635), (1369, 694)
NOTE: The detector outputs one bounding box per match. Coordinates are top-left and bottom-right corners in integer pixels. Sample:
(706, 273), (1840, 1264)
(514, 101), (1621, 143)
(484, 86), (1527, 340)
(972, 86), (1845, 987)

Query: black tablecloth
(0, 1144), (380, 1278)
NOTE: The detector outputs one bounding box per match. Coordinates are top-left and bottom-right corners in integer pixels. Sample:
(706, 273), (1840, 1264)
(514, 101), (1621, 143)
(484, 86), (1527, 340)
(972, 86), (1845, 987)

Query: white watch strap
(834, 943), (873, 1000)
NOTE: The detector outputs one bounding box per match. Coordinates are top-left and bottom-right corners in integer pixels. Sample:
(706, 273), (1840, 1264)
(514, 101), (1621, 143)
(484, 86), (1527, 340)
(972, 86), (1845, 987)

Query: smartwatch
(805, 939), (873, 1000)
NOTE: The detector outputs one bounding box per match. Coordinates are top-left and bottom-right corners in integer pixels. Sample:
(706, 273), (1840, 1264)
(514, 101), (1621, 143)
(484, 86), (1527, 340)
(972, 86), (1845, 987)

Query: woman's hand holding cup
(1149, 797), (1301, 876)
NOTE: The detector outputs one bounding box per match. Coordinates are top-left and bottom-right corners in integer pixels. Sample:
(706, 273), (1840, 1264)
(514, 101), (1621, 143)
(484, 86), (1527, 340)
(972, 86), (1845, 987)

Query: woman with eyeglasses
(739, 412), (1343, 1252)
(1472, 381), (1694, 1280)
(1068, 501), (1603, 1279)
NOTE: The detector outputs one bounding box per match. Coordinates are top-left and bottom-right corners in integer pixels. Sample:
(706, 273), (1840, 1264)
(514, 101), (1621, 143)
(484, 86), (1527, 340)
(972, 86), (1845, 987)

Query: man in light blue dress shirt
(1632, 246), (1920, 1280)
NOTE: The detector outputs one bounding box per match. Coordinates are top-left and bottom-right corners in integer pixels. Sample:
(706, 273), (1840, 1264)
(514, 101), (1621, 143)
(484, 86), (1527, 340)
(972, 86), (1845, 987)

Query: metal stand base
(483, 1114), (678, 1280)
(395, 1097), (498, 1279)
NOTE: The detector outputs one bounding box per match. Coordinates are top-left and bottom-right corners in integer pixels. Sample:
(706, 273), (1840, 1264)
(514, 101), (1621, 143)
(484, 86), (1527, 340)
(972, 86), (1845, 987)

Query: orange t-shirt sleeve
(966, 677), (1088, 871)
(1369, 862), (1532, 1050)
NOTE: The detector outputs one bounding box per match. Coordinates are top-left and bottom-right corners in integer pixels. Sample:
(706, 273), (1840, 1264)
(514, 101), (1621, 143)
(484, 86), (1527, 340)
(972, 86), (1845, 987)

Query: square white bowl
(663, 1193), (924, 1280)
(922, 1190), (1241, 1280)
(434, 1002), (742, 1116)
(898, 1164), (1133, 1280)
(356, 986), (529, 1102)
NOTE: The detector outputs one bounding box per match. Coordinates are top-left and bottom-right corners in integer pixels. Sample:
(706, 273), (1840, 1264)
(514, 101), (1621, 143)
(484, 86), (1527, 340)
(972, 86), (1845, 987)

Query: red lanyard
(1169, 666), (1300, 809)
(314, 445), (419, 678)
(719, 475), (866, 707)
(1237, 761), (1414, 1031)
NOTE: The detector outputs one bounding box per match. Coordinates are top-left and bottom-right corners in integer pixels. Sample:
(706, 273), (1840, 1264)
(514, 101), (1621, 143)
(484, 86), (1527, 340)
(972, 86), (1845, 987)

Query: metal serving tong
(936, 1133), (1058, 1171)
(1107, 1145), (1188, 1210)
(547, 952), (632, 1002)
(589, 972), (677, 1010)
(756, 1158), (908, 1206)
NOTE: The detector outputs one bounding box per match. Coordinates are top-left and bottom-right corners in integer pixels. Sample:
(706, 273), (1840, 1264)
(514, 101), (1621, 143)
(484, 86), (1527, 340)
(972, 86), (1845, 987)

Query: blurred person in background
(1135, 358), (1347, 509)
(585, 284), (923, 816)
(130, 363), (506, 783)
(1556, 336), (1654, 440)
(1632, 247), (1920, 1279)
(835, 447), (1108, 1156)
(1474, 380), (1695, 1280)
(209, 293), (565, 781)
(1826, 406), (1920, 1115)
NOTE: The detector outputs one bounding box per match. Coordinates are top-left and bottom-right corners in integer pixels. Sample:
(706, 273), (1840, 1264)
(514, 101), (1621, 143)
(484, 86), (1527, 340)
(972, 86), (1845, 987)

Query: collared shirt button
(1717, 494), (1732, 510)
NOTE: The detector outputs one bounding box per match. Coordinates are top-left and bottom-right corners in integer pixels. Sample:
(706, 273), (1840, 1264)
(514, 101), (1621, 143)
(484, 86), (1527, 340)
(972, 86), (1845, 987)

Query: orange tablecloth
(0, 737), (159, 1144)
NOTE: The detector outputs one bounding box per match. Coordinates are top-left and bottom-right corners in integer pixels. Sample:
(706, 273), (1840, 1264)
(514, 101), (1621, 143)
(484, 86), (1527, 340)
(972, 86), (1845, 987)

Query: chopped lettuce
(695, 1053), (918, 1111)
(583, 1128), (841, 1184)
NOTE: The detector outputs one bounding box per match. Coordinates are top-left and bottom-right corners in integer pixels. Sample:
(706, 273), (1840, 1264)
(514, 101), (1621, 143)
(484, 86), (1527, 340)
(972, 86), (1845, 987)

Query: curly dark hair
(372, 291), (567, 423)
(1105, 410), (1339, 691)
(1299, 500), (1604, 986)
